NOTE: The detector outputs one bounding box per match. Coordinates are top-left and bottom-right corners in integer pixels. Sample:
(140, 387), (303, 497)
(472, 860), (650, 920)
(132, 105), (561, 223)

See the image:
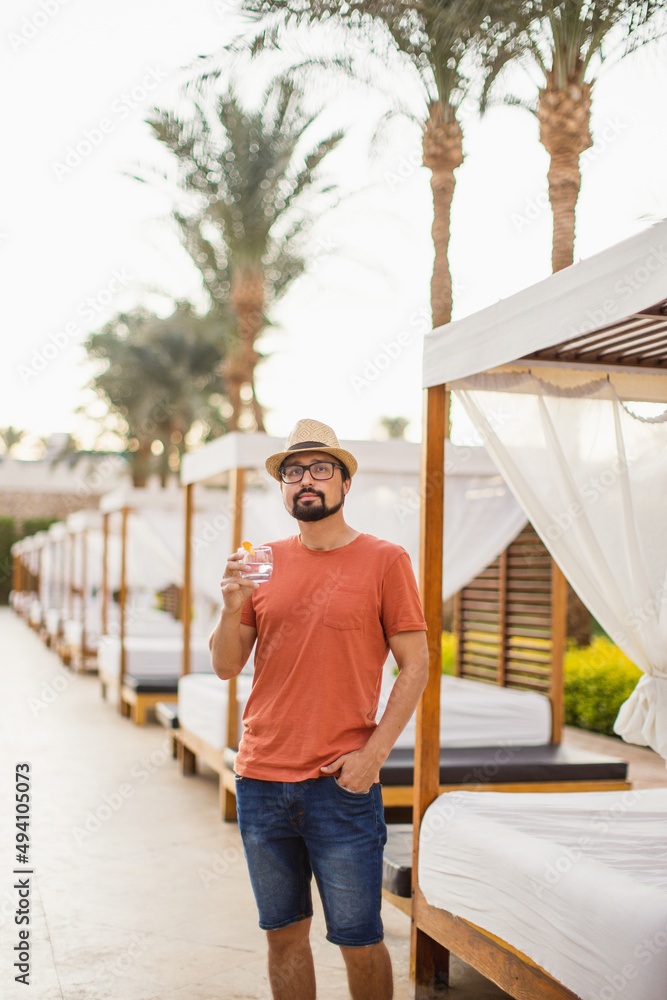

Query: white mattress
(379, 669), (551, 747)
(97, 635), (214, 679)
(419, 789), (667, 1000)
(176, 668), (551, 753)
(45, 608), (61, 635)
(178, 673), (254, 750)
(64, 618), (103, 647)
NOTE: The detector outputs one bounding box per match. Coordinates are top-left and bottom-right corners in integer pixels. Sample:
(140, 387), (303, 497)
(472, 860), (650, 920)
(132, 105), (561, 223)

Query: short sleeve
(240, 592), (257, 629)
(381, 550), (427, 638)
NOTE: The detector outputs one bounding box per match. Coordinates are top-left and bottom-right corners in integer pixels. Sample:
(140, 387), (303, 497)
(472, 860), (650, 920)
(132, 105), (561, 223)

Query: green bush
(0, 517), (17, 605)
(21, 517), (57, 538)
(0, 516), (58, 605)
(564, 637), (641, 735)
(441, 632), (456, 675)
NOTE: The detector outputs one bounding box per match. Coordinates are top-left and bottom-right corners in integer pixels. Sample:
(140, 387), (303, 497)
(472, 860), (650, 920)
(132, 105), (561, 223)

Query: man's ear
(343, 478), (351, 495)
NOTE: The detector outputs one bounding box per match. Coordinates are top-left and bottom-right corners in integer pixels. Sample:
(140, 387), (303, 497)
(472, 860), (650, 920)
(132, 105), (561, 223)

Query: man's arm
(320, 629), (429, 792)
(209, 550), (258, 680)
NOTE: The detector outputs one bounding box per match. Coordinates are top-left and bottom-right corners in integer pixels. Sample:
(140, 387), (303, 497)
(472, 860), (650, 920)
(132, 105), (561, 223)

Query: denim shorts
(235, 775), (387, 947)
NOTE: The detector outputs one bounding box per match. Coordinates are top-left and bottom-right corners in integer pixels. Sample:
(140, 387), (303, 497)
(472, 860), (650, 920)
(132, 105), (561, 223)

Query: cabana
(42, 521), (69, 650)
(409, 220), (667, 998)
(176, 431), (590, 820)
(97, 482), (212, 723)
(61, 510), (105, 672)
(9, 536), (30, 618)
(16, 532), (47, 628)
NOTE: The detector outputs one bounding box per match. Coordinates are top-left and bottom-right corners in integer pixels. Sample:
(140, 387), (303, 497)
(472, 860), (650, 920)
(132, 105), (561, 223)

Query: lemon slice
(241, 541), (255, 557)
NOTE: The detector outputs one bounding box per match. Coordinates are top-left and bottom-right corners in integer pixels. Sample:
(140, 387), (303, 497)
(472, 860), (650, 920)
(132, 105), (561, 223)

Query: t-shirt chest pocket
(323, 587), (369, 631)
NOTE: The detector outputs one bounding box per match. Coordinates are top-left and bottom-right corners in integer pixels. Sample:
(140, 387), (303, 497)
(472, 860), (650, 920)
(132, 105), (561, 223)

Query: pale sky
(1, 0), (666, 452)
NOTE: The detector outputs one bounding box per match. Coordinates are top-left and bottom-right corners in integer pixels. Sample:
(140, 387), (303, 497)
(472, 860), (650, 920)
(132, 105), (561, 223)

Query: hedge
(440, 632), (641, 736)
(563, 637), (641, 736)
(0, 516), (56, 605)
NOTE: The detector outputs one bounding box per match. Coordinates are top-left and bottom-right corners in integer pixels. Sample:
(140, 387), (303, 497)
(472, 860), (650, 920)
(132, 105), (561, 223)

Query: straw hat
(265, 419), (358, 482)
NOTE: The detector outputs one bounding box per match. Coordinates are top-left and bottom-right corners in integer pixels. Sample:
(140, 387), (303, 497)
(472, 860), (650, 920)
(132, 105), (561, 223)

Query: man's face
(280, 451), (350, 522)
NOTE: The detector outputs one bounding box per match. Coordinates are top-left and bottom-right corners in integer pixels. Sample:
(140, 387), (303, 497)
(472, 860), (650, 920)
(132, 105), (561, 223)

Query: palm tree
(141, 74), (345, 429)
(237, 0), (500, 328)
(83, 302), (228, 486)
(479, 0), (665, 643)
(0, 427), (27, 455)
(481, 0), (666, 272)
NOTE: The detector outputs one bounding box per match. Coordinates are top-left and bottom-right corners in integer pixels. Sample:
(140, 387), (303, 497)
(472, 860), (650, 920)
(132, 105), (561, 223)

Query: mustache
(294, 487), (325, 502)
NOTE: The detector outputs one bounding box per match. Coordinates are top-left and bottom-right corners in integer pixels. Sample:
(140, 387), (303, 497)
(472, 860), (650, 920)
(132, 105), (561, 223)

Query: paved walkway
(1, 608), (665, 999)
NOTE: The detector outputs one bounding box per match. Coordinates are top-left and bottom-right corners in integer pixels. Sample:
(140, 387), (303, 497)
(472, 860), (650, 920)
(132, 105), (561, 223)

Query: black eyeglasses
(279, 461), (344, 484)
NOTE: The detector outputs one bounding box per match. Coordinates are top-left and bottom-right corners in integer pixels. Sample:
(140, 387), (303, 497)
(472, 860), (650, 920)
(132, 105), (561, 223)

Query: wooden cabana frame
(99, 482), (223, 723)
(41, 522), (68, 648)
(63, 510), (103, 672)
(179, 432), (286, 820)
(99, 484), (184, 720)
(412, 221), (667, 997)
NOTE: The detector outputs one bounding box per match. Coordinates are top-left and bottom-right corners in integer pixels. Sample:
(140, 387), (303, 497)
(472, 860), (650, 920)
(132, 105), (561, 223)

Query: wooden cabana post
(67, 530), (75, 621)
(226, 467), (246, 754)
(80, 527), (88, 671)
(411, 383), (450, 993)
(182, 483), (194, 677)
(118, 506), (128, 711)
(550, 564), (568, 742)
(59, 532), (66, 631)
(101, 512), (109, 636)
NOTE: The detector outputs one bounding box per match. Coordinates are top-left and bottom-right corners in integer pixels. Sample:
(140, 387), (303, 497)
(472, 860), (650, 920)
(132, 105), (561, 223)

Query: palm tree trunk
(539, 77), (593, 641)
(131, 443), (152, 488)
(538, 79), (592, 273)
(422, 102), (463, 328)
(228, 269), (266, 432)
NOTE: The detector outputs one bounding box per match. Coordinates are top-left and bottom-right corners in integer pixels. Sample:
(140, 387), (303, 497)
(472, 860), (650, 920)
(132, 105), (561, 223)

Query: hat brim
(266, 444), (358, 482)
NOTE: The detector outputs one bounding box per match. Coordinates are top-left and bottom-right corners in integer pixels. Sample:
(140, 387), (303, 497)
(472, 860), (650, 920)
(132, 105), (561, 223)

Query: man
(210, 419), (428, 1000)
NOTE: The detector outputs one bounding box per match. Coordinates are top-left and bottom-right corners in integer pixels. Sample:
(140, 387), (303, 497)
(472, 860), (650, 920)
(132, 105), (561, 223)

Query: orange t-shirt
(235, 533), (427, 781)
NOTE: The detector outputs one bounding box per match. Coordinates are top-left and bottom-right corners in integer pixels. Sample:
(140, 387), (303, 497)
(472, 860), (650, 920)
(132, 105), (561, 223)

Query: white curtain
(453, 374), (667, 761)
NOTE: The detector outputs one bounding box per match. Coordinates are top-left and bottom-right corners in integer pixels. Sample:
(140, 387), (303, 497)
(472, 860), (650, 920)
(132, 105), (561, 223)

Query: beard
(289, 486), (345, 522)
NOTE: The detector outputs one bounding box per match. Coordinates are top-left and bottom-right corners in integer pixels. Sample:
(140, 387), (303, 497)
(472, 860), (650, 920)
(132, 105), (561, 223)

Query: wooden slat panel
(507, 643), (553, 656)
(504, 674), (551, 691)
(505, 650), (552, 665)
(462, 668), (499, 683)
(461, 629), (501, 642)
(461, 600), (501, 613)
(507, 612), (552, 624)
(460, 655), (499, 668)
(507, 604), (552, 614)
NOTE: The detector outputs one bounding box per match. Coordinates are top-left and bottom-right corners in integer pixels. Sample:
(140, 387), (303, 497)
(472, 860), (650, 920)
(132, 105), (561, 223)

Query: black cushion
(122, 675), (179, 694)
(383, 824), (413, 897)
(379, 743), (628, 786)
(155, 701), (180, 728)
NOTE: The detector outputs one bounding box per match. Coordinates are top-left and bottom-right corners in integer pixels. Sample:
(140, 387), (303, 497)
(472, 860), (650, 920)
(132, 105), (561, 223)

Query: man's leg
(340, 941), (393, 1000)
(266, 917), (316, 1000)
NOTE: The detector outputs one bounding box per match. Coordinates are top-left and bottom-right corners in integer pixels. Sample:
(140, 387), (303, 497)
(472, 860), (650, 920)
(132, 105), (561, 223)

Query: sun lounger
(167, 669), (628, 819)
(97, 634), (214, 724)
(396, 788), (667, 1000)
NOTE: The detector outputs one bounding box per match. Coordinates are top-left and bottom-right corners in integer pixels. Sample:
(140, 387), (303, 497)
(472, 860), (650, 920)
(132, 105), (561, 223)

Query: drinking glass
(240, 545), (273, 583)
